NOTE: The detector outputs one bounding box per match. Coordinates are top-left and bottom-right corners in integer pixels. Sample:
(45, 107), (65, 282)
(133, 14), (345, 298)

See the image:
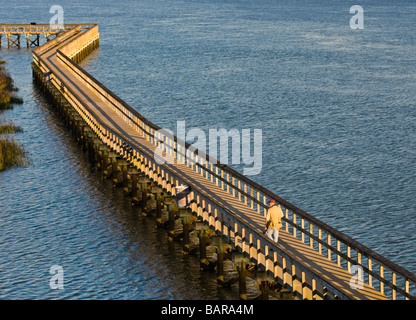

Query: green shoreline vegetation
(0, 59), (28, 172)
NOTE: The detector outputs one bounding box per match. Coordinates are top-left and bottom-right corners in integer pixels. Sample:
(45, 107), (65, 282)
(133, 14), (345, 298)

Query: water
(1, 0), (415, 299)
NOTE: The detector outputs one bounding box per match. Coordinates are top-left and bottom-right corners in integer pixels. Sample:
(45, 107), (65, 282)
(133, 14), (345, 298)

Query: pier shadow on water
(21, 84), (244, 300)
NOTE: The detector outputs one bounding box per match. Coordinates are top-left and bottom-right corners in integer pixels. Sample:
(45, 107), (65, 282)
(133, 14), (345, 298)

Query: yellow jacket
(266, 205), (283, 229)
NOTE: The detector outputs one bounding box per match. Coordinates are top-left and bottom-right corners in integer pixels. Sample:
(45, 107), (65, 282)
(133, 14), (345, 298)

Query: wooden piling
(86, 132), (97, 164)
(25, 33), (40, 48)
(108, 152), (118, 180)
(96, 144), (107, 175)
(260, 281), (269, 300)
(118, 159), (128, 188)
(168, 209), (176, 242)
(155, 193), (162, 224)
(7, 34), (21, 48)
(128, 167), (139, 197)
(238, 261), (247, 300)
(183, 222), (190, 254)
(217, 247), (224, 286)
(179, 208), (195, 255)
(158, 196), (174, 227)
(199, 232), (208, 268)
(138, 176), (151, 209)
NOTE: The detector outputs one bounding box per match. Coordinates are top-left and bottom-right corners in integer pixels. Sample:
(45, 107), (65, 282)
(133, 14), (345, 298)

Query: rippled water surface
(1, 0), (415, 299)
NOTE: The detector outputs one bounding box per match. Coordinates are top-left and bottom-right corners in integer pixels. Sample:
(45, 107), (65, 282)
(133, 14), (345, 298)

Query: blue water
(1, 0), (415, 299)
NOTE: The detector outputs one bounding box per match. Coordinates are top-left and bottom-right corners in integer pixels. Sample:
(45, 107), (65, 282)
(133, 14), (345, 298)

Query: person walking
(264, 199), (283, 242)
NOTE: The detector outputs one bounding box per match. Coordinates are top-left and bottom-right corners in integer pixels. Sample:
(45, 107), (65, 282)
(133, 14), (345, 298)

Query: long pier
(0, 24), (95, 48)
(3, 23), (416, 300)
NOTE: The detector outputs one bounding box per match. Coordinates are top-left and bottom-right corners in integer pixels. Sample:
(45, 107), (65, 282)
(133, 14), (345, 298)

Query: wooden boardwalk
(20, 24), (416, 300)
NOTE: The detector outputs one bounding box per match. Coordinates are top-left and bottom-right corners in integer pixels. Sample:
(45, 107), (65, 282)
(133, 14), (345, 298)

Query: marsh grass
(0, 60), (29, 171)
(0, 60), (23, 110)
(0, 137), (29, 172)
(0, 121), (23, 134)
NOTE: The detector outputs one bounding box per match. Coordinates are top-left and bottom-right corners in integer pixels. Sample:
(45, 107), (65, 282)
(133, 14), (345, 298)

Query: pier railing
(33, 25), (416, 300)
(0, 24), (94, 34)
(32, 25), (82, 56)
(58, 24), (99, 61)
